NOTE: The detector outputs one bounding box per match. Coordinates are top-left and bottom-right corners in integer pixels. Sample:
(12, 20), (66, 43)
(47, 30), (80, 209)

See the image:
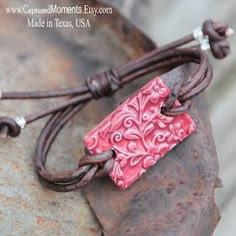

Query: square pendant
(84, 77), (196, 189)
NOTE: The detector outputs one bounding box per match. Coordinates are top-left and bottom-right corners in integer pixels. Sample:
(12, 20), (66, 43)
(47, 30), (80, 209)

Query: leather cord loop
(0, 117), (21, 138)
(202, 19), (230, 59)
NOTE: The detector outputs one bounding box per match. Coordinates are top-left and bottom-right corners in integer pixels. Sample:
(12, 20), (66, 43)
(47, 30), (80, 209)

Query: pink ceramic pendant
(84, 77), (196, 189)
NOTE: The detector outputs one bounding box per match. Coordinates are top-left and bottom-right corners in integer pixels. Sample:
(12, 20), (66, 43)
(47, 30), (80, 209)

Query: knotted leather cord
(0, 20), (233, 191)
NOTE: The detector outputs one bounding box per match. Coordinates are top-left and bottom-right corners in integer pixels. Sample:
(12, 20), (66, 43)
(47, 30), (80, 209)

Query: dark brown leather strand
(0, 20), (232, 191)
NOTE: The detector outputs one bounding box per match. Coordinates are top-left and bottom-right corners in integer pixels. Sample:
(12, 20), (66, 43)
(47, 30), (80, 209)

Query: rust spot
(89, 227), (98, 233)
(187, 201), (193, 206)
(13, 162), (20, 170)
(179, 215), (187, 223)
(166, 188), (172, 194)
(36, 216), (45, 225)
(166, 182), (176, 194)
(176, 202), (183, 207)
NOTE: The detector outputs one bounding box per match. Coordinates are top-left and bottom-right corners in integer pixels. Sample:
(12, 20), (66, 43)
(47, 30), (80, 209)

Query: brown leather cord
(0, 20), (233, 191)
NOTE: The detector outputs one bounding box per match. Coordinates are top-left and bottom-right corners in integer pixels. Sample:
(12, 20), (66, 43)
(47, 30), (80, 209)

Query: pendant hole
(110, 149), (117, 158)
(161, 106), (167, 114)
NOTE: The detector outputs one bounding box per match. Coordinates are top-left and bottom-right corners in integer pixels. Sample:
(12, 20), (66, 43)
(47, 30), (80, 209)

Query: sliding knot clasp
(86, 69), (121, 99)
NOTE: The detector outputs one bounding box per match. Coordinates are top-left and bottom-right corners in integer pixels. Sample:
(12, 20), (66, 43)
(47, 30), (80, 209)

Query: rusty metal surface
(85, 64), (220, 236)
(0, 1), (155, 235)
(0, 1), (220, 235)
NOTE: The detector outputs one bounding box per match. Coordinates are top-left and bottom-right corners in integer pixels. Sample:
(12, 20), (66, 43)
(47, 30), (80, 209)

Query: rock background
(106, 1), (236, 235)
(0, 0), (235, 235)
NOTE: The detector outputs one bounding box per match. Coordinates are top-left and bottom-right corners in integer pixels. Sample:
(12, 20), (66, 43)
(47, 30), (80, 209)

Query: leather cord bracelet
(0, 19), (233, 191)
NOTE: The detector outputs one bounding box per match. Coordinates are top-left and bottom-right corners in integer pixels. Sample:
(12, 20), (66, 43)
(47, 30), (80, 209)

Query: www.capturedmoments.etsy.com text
(6, 4), (113, 16)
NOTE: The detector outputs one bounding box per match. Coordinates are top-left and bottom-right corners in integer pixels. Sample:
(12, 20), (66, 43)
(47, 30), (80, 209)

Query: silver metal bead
(226, 27), (234, 37)
(193, 27), (210, 51)
(200, 37), (210, 51)
(193, 27), (204, 40)
(15, 116), (26, 129)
